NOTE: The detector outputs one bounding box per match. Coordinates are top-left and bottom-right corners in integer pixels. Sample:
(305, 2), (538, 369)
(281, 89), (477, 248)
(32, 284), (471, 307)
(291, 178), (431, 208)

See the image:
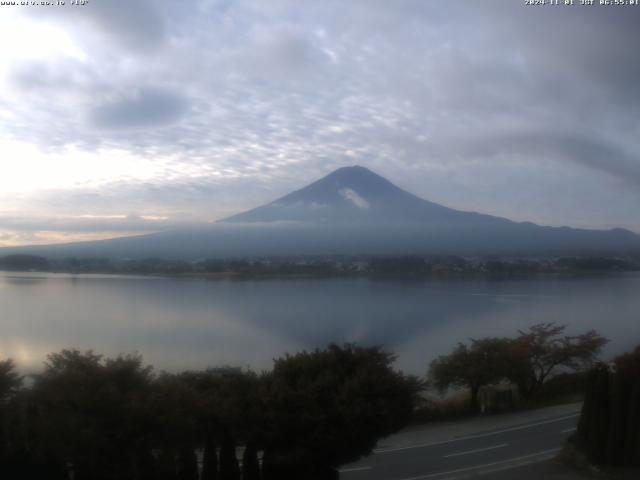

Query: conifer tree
(219, 432), (240, 480)
(177, 445), (199, 480)
(201, 436), (219, 480)
(242, 442), (261, 480)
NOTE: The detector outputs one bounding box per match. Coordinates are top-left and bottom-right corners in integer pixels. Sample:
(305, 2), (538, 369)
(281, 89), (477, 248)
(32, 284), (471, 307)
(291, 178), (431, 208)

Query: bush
(573, 346), (640, 467)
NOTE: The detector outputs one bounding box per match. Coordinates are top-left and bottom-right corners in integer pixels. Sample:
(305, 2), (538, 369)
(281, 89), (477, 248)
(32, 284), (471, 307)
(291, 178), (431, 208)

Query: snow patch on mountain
(339, 188), (370, 209)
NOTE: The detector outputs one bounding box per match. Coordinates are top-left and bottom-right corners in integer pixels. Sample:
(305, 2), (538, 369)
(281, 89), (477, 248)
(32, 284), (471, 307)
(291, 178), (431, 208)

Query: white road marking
(443, 443), (509, 458)
(396, 448), (561, 480)
(562, 427), (577, 433)
(375, 413), (579, 454)
(338, 466), (372, 473)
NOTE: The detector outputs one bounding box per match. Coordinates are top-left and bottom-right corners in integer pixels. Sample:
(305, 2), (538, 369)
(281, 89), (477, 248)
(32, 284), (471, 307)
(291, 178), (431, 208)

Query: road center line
(397, 448), (561, 480)
(375, 413), (579, 454)
(443, 443), (508, 458)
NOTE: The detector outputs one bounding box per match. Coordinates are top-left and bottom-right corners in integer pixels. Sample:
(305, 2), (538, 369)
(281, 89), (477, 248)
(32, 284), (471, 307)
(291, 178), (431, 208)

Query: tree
(156, 449), (178, 480)
(0, 359), (27, 479)
(429, 338), (512, 412)
(429, 324), (607, 409)
(508, 323), (608, 399)
(176, 445), (198, 480)
(201, 436), (218, 480)
(219, 431), (240, 480)
(172, 367), (263, 480)
(0, 254), (49, 271)
(242, 442), (260, 480)
(30, 350), (155, 480)
(574, 345), (640, 467)
(1, 344), (420, 479)
(613, 345), (640, 466)
(263, 344), (421, 478)
(0, 359), (22, 402)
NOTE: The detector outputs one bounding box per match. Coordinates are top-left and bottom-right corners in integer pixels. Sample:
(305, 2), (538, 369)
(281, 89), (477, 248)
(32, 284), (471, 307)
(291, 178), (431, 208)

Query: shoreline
(1, 268), (638, 281)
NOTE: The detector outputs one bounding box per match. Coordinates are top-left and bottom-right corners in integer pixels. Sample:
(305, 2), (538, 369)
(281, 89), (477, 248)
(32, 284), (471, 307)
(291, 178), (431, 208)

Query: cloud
(27, 0), (167, 53)
(339, 188), (369, 209)
(87, 0), (166, 52)
(90, 87), (188, 129)
(0, 211), (212, 247)
(0, 214), (204, 234)
(0, 1), (639, 242)
(482, 3), (640, 103)
(520, 133), (640, 187)
(440, 129), (640, 188)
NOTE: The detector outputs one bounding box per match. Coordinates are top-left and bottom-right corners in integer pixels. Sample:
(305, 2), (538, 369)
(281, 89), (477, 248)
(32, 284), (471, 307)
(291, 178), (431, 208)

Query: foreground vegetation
(428, 323), (607, 412)
(0, 324), (633, 478)
(428, 325), (640, 471)
(0, 344), (421, 480)
(572, 345), (640, 467)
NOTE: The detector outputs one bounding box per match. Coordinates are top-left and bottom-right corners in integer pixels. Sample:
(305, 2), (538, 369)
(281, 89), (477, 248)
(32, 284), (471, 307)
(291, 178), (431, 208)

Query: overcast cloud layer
(0, 0), (639, 246)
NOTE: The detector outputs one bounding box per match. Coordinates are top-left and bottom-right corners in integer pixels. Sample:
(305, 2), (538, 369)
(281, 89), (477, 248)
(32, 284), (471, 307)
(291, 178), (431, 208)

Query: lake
(1, 271), (639, 375)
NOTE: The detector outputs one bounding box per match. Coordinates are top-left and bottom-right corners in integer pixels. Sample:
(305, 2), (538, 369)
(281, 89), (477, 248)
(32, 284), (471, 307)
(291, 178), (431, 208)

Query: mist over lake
(2, 271), (638, 375)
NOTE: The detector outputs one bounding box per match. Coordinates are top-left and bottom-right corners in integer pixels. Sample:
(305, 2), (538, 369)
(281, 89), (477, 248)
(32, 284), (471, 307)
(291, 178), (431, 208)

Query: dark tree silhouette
(0, 344), (421, 479)
(219, 431), (240, 480)
(0, 254), (49, 271)
(201, 436), (219, 480)
(263, 343), (421, 478)
(429, 323), (607, 410)
(156, 449), (178, 480)
(508, 323), (607, 399)
(242, 441), (261, 480)
(429, 338), (511, 411)
(176, 445), (199, 480)
(0, 359), (22, 401)
(573, 345), (640, 467)
(29, 350), (155, 480)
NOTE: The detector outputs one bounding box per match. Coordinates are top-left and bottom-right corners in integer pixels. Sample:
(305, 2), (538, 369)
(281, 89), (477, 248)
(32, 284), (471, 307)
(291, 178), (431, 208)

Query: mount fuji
(3, 166), (639, 258)
(222, 165), (507, 227)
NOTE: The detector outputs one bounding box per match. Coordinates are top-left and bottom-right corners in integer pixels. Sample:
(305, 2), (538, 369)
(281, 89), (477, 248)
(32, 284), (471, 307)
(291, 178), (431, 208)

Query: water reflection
(0, 272), (638, 374)
(2, 274), (49, 286)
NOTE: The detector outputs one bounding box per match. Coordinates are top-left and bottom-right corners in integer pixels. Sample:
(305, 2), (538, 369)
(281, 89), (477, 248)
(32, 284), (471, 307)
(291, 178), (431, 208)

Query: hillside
(2, 166), (639, 259)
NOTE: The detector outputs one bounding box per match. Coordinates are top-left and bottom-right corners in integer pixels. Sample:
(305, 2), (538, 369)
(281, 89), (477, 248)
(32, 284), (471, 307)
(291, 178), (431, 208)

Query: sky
(0, 0), (639, 246)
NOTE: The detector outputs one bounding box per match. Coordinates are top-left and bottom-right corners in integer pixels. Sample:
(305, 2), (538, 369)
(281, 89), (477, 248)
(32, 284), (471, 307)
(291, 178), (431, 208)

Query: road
(339, 404), (581, 480)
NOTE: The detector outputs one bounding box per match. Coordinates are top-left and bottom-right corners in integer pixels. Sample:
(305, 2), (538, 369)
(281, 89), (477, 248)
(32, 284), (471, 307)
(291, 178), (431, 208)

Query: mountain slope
(2, 166), (639, 258)
(223, 165), (506, 226)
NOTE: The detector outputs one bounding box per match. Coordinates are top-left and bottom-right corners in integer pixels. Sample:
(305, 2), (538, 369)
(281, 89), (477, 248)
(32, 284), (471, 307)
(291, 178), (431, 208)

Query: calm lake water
(1, 271), (639, 375)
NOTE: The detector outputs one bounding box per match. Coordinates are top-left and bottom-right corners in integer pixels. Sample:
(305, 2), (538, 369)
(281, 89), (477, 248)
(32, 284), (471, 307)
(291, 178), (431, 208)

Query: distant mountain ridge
(2, 166), (639, 259)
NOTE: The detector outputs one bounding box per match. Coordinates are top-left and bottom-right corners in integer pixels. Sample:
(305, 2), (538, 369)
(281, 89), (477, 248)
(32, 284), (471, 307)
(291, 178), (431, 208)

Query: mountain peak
(335, 164), (367, 171)
(330, 164), (375, 175)
(221, 165), (461, 224)
(311, 165), (396, 192)
(319, 165), (394, 189)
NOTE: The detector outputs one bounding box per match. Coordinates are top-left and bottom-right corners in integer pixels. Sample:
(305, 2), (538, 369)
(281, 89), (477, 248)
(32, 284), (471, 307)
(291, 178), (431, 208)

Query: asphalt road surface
(339, 408), (580, 480)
